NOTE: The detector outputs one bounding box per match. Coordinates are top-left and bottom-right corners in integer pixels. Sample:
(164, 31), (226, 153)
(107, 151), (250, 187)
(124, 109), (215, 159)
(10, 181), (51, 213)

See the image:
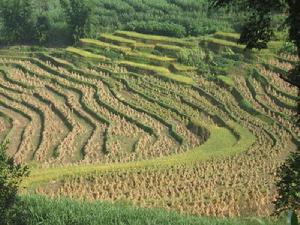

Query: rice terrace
(0, 0), (299, 224)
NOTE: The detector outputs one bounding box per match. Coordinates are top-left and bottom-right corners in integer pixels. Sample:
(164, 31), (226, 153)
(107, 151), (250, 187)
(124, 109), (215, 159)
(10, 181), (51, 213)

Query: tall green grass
(19, 195), (283, 225)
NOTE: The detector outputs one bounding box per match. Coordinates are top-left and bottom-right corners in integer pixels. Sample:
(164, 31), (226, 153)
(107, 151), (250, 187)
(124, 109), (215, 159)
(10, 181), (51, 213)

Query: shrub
(177, 48), (206, 67)
(0, 141), (29, 224)
(0, 0), (35, 44)
(275, 150), (300, 214)
(35, 15), (51, 45)
(126, 21), (186, 38)
(60, 0), (92, 44)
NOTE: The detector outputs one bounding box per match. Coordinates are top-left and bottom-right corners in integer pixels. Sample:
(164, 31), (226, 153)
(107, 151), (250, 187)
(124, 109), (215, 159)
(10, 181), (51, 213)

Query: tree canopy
(60, 0), (92, 44)
(0, 141), (29, 224)
(0, 0), (35, 44)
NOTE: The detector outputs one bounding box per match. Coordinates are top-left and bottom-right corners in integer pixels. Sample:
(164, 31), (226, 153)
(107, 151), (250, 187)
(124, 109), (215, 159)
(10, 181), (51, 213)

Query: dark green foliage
(127, 21), (186, 38)
(0, 0), (242, 44)
(239, 13), (274, 50)
(0, 0), (35, 44)
(279, 42), (297, 55)
(287, 210), (299, 225)
(210, 0), (286, 50)
(288, 65), (300, 94)
(60, 0), (92, 44)
(275, 151), (300, 214)
(177, 48), (206, 66)
(0, 141), (29, 224)
(35, 15), (51, 45)
(286, 0), (300, 57)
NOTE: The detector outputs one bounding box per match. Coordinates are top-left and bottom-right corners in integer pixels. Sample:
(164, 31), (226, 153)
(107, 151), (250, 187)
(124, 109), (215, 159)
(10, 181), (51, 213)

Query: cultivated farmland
(0, 31), (299, 218)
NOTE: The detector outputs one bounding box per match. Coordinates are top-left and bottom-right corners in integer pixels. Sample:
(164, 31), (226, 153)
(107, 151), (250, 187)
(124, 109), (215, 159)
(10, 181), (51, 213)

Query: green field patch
(99, 33), (137, 48)
(154, 44), (183, 57)
(126, 51), (176, 66)
(118, 60), (193, 84)
(213, 32), (240, 43)
(199, 37), (245, 53)
(66, 47), (109, 61)
(115, 31), (196, 47)
(169, 63), (197, 73)
(80, 38), (131, 54)
(128, 51), (175, 62)
(217, 75), (234, 87)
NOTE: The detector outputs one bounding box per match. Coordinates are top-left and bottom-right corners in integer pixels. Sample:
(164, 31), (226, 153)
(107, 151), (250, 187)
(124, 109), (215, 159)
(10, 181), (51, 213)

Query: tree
(34, 0), (51, 45)
(275, 151), (300, 214)
(35, 15), (51, 45)
(60, 0), (92, 44)
(210, 0), (300, 215)
(0, 141), (29, 224)
(0, 0), (35, 44)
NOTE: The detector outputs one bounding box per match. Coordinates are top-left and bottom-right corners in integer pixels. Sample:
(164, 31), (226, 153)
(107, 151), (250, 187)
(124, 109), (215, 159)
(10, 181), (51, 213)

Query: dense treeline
(0, 0), (92, 45)
(0, 0), (241, 45)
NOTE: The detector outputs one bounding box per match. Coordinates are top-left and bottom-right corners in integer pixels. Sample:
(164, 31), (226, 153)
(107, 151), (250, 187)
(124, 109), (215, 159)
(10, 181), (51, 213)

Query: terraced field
(0, 31), (299, 217)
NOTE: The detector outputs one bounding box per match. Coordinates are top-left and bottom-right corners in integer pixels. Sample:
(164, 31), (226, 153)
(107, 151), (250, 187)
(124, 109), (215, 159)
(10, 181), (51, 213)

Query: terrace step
(99, 34), (138, 48)
(117, 60), (193, 84)
(0, 99), (30, 157)
(199, 36), (245, 53)
(114, 31), (196, 47)
(125, 51), (176, 67)
(80, 38), (131, 54)
(212, 32), (240, 43)
(66, 47), (109, 61)
(0, 110), (12, 143)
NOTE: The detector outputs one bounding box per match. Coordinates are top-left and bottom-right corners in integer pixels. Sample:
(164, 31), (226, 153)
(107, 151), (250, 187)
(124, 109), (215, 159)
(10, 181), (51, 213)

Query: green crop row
(199, 36), (245, 53)
(114, 31), (196, 47)
(15, 195), (283, 225)
(80, 38), (131, 54)
(118, 60), (193, 84)
(66, 47), (109, 61)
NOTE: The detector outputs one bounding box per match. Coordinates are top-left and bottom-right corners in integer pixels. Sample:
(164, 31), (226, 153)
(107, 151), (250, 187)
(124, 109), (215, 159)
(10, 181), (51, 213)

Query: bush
(177, 48), (206, 66)
(126, 21), (186, 38)
(60, 0), (92, 44)
(0, 0), (35, 44)
(35, 15), (51, 45)
(275, 150), (300, 214)
(0, 141), (29, 224)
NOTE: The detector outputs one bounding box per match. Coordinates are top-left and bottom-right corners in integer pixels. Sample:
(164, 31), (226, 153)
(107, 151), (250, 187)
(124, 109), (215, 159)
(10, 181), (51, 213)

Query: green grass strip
(217, 75), (234, 87)
(80, 38), (131, 53)
(127, 51), (176, 62)
(99, 33), (137, 47)
(213, 32), (240, 43)
(66, 47), (109, 61)
(200, 37), (245, 49)
(118, 60), (193, 84)
(20, 194), (282, 225)
(115, 31), (196, 47)
(170, 63), (197, 73)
